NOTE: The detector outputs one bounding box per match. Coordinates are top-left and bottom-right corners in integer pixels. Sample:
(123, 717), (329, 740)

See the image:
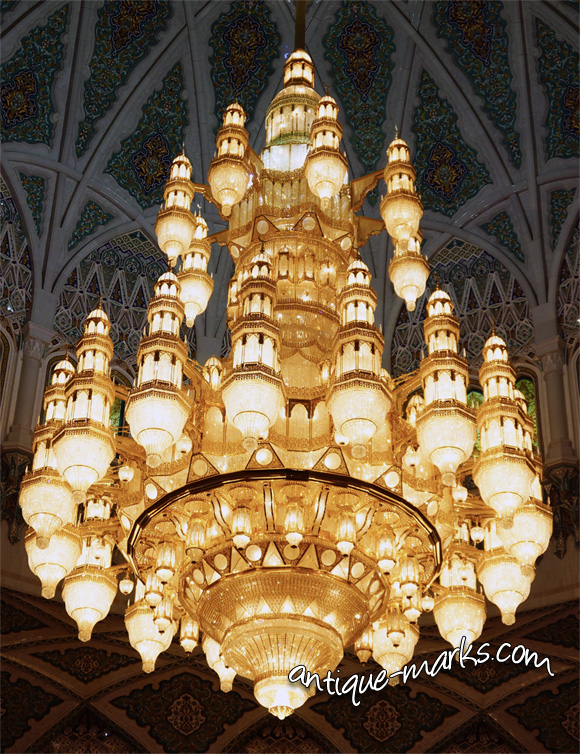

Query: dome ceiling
(1, 0), (578, 372)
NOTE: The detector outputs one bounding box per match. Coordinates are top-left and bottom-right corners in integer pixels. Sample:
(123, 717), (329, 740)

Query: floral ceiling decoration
(534, 18), (579, 160)
(0, 176), (33, 338)
(481, 210), (525, 263)
(557, 228), (579, 353)
(18, 173), (45, 236)
(432, 0), (521, 167)
(209, 0), (280, 124)
(0, 5), (68, 144)
(391, 239), (533, 376)
(75, 0), (172, 156)
(67, 200), (114, 251)
(550, 188), (576, 250)
(323, 0), (394, 190)
(413, 71), (491, 216)
(105, 63), (188, 209)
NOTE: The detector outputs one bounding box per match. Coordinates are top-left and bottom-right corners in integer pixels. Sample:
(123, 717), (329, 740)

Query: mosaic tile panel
(481, 210), (524, 262)
(535, 19), (579, 160)
(0, 670), (64, 749)
(413, 71), (491, 216)
(1, 599), (47, 634)
(0, 5), (68, 144)
(55, 231), (195, 370)
(550, 188), (577, 250)
(110, 671), (256, 752)
(433, 1), (521, 167)
(27, 704), (144, 754)
(507, 679), (579, 753)
(526, 613), (579, 650)
(0, 176), (33, 338)
(0, 1), (18, 15)
(209, 0), (279, 124)
(105, 63), (187, 209)
(323, 0), (394, 183)
(557, 227), (579, 351)
(67, 200), (114, 251)
(18, 173), (45, 235)
(391, 239), (533, 376)
(33, 647), (139, 683)
(311, 682), (457, 753)
(75, 0), (172, 156)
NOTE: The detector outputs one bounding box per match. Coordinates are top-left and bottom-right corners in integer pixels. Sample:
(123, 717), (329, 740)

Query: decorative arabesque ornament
(23, 50), (550, 718)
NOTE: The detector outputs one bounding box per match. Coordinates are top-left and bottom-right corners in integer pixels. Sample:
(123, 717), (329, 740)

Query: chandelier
(21, 50), (551, 719)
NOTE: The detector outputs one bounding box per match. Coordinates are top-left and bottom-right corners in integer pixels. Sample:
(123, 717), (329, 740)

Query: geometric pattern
(535, 19), (579, 160)
(54, 231), (196, 371)
(228, 715), (340, 753)
(33, 647), (139, 684)
(481, 210), (525, 262)
(0, 175), (33, 338)
(311, 681), (458, 753)
(67, 200), (114, 251)
(433, 714), (527, 753)
(110, 671), (256, 752)
(391, 239), (533, 376)
(550, 189), (576, 249)
(557, 227), (579, 352)
(209, 0), (280, 124)
(525, 612), (580, 650)
(0, 670), (64, 750)
(413, 71), (492, 216)
(433, 0), (521, 167)
(27, 704), (145, 754)
(55, 230), (164, 369)
(444, 644), (536, 693)
(507, 679), (580, 753)
(324, 0), (395, 179)
(0, 5), (68, 144)
(105, 63), (188, 209)
(18, 173), (45, 235)
(75, 0), (173, 156)
(1, 599), (47, 635)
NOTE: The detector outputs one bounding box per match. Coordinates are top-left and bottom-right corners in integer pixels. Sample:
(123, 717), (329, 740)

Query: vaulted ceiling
(1, 0), (578, 376)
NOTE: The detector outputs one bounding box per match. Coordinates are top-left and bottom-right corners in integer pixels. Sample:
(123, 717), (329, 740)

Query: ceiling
(0, 0), (578, 374)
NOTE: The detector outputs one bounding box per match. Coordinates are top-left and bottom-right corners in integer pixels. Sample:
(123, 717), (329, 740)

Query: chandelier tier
(22, 50), (550, 719)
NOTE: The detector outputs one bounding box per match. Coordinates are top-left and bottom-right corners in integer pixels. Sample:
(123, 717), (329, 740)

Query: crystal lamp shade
(474, 452), (534, 525)
(434, 587), (486, 647)
(304, 150), (347, 201)
(208, 159), (250, 216)
(416, 411), (476, 486)
(328, 383), (389, 458)
(477, 550), (532, 625)
(179, 270), (213, 327)
(222, 374), (283, 450)
(52, 427), (115, 503)
(125, 599), (176, 673)
(25, 525), (82, 598)
(62, 566), (117, 641)
(155, 208), (196, 264)
(389, 249), (429, 312)
(372, 620), (420, 677)
(20, 469), (76, 548)
(126, 392), (189, 467)
(196, 567), (369, 716)
(499, 500), (552, 576)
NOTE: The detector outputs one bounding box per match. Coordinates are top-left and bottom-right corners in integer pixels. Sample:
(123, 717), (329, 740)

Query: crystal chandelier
(21, 50), (551, 719)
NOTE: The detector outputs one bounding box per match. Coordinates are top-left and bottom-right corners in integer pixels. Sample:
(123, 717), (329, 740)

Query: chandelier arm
(263, 483), (276, 532)
(209, 492), (231, 534)
(311, 486), (329, 535)
(355, 215), (386, 250)
(350, 169), (385, 212)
